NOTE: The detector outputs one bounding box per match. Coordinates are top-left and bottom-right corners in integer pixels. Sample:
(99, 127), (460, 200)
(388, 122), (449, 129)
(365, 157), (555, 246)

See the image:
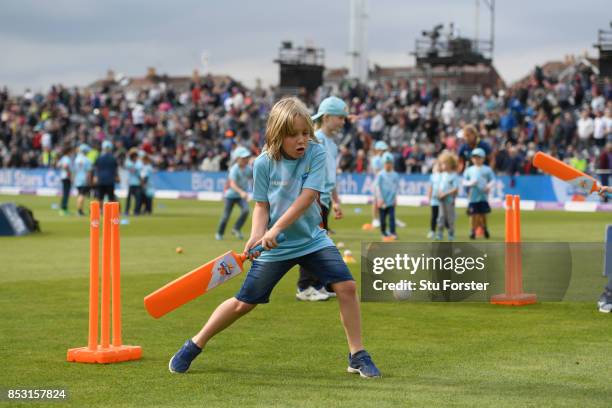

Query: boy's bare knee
(233, 299), (256, 315)
(332, 280), (357, 298)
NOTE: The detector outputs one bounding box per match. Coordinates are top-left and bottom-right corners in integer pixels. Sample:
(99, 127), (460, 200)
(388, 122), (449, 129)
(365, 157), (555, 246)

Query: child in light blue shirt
(169, 97), (381, 378)
(124, 148), (143, 216)
(139, 154), (154, 215)
(428, 161), (441, 239)
(463, 147), (495, 239)
(74, 144), (92, 216)
(436, 152), (460, 241)
(296, 96), (347, 301)
(216, 146), (253, 240)
(375, 152), (400, 239)
(369, 140), (388, 229)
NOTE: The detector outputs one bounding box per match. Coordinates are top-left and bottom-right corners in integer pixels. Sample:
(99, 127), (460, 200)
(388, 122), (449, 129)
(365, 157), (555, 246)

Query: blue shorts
(235, 246), (353, 304)
(467, 201), (491, 215)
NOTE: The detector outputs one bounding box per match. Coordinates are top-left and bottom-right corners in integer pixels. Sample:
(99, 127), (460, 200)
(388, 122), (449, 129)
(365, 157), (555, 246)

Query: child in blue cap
(296, 96), (346, 301)
(169, 97), (381, 378)
(74, 144), (93, 216)
(369, 140), (388, 229)
(375, 152), (399, 240)
(216, 146), (252, 240)
(462, 147), (495, 239)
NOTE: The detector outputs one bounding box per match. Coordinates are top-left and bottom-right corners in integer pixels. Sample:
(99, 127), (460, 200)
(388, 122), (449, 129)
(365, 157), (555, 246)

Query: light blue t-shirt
(252, 141), (333, 262)
(429, 173), (441, 206)
(438, 172), (460, 204)
(125, 158), (143, 187)
(463, 165), (495, 203)
(73, 153), (92, 187)
(315, 129), (338, 208)
(375, 169), (400, 208)
(140, 164), (154, 197)
(226, 163), (252, 199)
(58, 155), (72, 180)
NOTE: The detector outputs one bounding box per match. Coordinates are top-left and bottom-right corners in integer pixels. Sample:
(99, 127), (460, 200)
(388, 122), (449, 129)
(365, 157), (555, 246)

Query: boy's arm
(228, 179), (248, 199)
(331, 188), (343, 219)
(442, 175), (459, 197)
(243, 201), (270, 259)
(484, 167), (496, 192)
(462, 170), (476, 187)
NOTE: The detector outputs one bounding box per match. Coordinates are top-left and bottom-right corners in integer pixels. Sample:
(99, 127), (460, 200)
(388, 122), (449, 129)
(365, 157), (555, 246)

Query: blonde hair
(438, 151), (459, 172)
(264, 97), (317, 161)
(463, 124), (479, 141)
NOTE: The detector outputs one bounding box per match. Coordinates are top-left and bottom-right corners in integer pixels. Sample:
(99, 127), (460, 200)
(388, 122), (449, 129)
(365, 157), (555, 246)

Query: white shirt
(593, 117), (606, 140)
(577, 117), (594, 140)
(591, 96), (605, 113)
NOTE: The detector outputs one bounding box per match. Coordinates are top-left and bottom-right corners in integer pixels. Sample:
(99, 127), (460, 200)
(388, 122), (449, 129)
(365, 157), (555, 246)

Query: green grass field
(1, 194), (610, 407)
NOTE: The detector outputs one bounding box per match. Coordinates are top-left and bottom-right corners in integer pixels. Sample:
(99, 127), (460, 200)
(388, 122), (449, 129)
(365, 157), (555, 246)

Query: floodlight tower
(349, 0), (368, 83)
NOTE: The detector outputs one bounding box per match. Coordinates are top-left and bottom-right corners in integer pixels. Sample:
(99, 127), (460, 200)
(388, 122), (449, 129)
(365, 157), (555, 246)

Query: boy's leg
(379, 207), (387, 236)
(296, 202), (329, 299)
(134, 187), (142, 215)
(372, 200), (380, 227)
(299, 248), (363, 353)
(482, 212), (490, 238)
(447, 201), (456, 240)
(469, 211), (477, 238)
(436, 203), (446, 240)
(430, 205), (439, 232)
(192, 298), (256, 347)
(233, 199), (250, 232)
(125, 186), (133, 215)
(61, 180), (70, 211)
(171, 258), (295, 372)
(389, 206), (396, 236)
(76, 191), (84, 214)
(331, 280), (363, 354)
(298, 247), (381, 377)
(217, 198), (235, 236)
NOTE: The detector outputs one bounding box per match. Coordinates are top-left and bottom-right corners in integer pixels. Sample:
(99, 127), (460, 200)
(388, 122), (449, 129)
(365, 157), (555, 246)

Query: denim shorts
(235, 246), (354, 304)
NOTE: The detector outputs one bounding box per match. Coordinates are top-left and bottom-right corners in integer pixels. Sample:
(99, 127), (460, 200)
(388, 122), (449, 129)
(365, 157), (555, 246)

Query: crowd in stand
(1, 64), (611, 186)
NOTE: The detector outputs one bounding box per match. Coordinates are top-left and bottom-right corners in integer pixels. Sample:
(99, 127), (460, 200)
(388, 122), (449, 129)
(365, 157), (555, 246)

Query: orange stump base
(67, 345), (142, 364)
(490, 293), (537, 306)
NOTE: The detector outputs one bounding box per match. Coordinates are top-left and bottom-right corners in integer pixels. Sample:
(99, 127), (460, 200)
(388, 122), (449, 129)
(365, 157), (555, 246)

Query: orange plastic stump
(67, 202), (141, 364)
(490, 293), (538, 306)
(67, 345), (142, 364)
(490, 195), (537, 306)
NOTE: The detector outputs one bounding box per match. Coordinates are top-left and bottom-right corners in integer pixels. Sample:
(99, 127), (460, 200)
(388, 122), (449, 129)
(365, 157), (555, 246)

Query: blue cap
(382, 152), (394, 163)
(311, 96), (348, 121)
(102, 140), (113, 151)
(78, 144), (90, 153)
(233, 146), (251, 159)
(471, 148), (486, 158)
(374, 141), (389, 150)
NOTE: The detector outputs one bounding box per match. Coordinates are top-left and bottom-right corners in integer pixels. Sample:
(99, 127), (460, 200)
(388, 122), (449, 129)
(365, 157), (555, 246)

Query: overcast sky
(1, 0), (610, 93)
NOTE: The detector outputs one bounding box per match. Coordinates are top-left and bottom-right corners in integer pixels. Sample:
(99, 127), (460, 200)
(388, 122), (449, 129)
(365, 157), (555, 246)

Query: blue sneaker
(169, 339), (202, 373)
(347, 350), (381, 378)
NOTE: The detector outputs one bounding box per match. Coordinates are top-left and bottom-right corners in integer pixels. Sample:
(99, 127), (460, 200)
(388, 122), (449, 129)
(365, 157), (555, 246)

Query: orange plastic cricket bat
(533, 152), (610, 197)
(144, 234), (286, 319)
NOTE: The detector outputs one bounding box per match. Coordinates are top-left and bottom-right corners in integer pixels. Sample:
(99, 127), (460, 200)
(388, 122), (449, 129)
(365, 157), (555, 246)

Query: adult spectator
(94, 140), (119, 203)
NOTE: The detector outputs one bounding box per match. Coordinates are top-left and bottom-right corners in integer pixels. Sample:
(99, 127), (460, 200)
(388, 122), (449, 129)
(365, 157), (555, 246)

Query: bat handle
(248, 233), (286, 255)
